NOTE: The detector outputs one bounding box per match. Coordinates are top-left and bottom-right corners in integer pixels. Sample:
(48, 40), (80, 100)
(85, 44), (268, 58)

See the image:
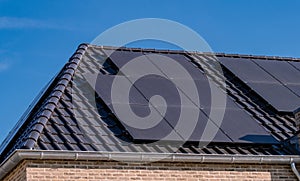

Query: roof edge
(22, 43), (89, 149)
(0, 43), (88, 156)
(87, 43), (300, 62)
(1, 149), (300, 180)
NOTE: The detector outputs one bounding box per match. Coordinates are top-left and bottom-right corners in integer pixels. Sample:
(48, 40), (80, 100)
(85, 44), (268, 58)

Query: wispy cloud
(0, 62), (9, 72)
(0, 17), (70, 30)
(0, 50), (13, 72)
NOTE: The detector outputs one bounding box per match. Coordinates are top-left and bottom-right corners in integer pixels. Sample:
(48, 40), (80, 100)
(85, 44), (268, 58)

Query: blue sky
(0, 0), (300, 143)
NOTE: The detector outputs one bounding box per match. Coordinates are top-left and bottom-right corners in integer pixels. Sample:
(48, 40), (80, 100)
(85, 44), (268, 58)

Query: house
(1, 43), (300, 180)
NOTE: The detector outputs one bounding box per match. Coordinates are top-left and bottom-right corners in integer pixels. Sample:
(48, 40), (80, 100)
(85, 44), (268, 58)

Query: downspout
(292, 108), (300, 181)
(291, 162), (300, 181)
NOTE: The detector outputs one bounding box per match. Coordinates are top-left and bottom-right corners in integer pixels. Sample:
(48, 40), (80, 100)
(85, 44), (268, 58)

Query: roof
(1, 43), (300, 164)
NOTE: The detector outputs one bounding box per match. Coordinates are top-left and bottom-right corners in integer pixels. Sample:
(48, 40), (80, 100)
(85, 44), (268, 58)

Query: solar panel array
(219, 57), (300, 113)
(85, 50), (278, 144)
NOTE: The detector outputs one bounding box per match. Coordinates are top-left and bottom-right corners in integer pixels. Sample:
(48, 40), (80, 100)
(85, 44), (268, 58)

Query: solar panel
(113, 103), (232, 143)
(159, 106), (232, 143)
(137, 102), (272, 143)
(170, 79), (238, 109)
(131, 74), (238, 110)
(220, 57), (300, 112)
(166, 79), (210, 108)
(253, 59), (300, 84)
(152, 106), (191, 131)
(84, 74), (148, 106)
(111, 103), (183, 141)
(104, 51), (165, 77)
(203, 108), (278, 144)
(247, 82), (300, 112)
(102, 50), (144, 68)
(218, 57), (278, 83)
(85, 73), (238, 142)
(188, 116), (232, 143)
(146, 53), (208, 80)
(286, 84), (300, 97)
(84, 51), (280, 143)
(131, 74), (181, 106)
(290, 61), (300, 71)
(124, 67), (236, 107)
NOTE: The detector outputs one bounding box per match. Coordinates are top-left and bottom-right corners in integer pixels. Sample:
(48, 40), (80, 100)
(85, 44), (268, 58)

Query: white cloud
(0, 17), (67, 29)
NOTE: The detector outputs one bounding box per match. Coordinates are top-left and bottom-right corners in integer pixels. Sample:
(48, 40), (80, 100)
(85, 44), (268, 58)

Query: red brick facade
(3, 160), (297, 181)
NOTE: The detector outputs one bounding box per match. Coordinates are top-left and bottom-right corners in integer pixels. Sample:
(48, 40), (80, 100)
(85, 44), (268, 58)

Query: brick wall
(3, 160), (297, 181)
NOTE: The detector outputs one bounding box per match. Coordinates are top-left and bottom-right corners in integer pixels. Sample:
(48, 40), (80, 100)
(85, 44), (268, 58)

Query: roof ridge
(21, 44), (88, 149)
(215, 53), (300, 62)
(87, 43), (300, 62)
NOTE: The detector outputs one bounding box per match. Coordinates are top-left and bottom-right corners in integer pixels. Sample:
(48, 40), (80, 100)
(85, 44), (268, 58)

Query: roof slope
(1, 44), (299, 163)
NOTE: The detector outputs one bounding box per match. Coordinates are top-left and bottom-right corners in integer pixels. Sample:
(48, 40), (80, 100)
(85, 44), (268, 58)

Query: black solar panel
(218, 57), (278, 83)
(146, 53), (207, 80)
(203, 108), (278, 144)
(253, 59), (300, 84)
(286, 84), (300, 97)
(247, 82), (300, 112)
(105, 51), (209, 82)
(102, 50), (144, 68)
(175, 107), (232, 143)
(290, 61), (300, 71)
(83, 51), (280, 144)
(175, 80), (239, 110)
(131, 75), (181, 106)
(188, 119), (232, 143)
(167, 79), (210, 108)
(219, 57), (300, 112)
(111, 103), (183, 141)
(84, 74), (148, 105)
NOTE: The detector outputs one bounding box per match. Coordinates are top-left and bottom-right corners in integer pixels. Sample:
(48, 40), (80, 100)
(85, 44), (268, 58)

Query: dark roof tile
(1, 43), (300, 164)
